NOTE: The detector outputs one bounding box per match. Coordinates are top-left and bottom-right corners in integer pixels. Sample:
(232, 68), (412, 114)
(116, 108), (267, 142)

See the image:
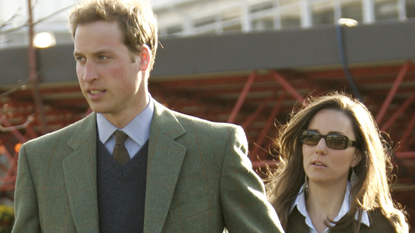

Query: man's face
(73, 20), (149, 127)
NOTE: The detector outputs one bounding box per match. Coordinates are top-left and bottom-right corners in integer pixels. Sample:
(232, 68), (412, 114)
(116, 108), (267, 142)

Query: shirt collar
(290, 182), (370, 228)
(97, 96), (154, 146)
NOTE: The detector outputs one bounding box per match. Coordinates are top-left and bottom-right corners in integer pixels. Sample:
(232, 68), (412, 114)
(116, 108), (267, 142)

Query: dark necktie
(113, 130), (130, 164)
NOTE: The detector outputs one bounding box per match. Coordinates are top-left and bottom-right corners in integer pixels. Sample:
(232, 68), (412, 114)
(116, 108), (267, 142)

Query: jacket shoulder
(286, 207), (309, 233)
(23, 114), (94, 148)
(171, 109), (239, 131)
(361, 209), (396, 233)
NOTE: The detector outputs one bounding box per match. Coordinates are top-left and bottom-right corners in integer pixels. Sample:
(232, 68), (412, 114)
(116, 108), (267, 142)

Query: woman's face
(302, 109), (361, 187)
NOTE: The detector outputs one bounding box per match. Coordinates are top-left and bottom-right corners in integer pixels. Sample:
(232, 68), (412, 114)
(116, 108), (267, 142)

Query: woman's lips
(311, 161), (326, 167)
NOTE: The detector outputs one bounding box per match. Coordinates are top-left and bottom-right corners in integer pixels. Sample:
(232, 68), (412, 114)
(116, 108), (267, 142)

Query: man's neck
(103, 93), (150, 128)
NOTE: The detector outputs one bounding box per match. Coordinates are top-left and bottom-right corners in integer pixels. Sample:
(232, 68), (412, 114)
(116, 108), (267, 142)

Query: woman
(267, 92), (409, 233)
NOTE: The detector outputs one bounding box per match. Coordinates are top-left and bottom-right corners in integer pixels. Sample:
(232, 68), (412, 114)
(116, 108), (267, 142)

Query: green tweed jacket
(13, 100), (284, 233)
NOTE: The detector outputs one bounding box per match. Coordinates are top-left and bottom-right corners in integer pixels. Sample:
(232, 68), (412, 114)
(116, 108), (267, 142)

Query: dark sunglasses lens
(326, 135), (348, 149)
(301, 130), (321, 145)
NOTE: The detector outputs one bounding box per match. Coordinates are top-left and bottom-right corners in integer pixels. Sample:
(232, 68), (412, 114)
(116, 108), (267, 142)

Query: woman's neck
(305, 181), (348, 233)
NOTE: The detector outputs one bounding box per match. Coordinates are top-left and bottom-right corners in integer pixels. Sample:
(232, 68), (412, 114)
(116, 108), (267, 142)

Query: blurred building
(1, 0), (415, 46)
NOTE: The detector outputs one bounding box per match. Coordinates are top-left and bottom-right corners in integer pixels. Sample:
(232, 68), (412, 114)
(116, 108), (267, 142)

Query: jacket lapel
(144, 101), (187, 233)
(63, 113), (100, 233)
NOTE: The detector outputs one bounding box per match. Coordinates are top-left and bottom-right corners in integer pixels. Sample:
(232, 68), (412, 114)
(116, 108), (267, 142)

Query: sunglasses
(300, 129), (357, 150)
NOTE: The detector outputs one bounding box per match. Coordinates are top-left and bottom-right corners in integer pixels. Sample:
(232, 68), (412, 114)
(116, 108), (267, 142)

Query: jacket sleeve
(220, 126), (284, 233)
(12, 143), (41, 233)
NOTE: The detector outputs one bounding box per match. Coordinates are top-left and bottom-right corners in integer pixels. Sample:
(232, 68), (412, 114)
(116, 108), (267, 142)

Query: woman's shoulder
(359, 209), (396, 233)
(326, 208), (397, 233)
(286, 207), (309, 233)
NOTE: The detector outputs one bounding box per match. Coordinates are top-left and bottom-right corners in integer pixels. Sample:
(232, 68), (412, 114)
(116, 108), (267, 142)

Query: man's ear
(351, 151), (362, 168)
(138, 45), (151, 71)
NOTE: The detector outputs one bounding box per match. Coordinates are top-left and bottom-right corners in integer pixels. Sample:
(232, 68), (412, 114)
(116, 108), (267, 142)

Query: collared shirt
(97, 97), (154, 159)
(290, 182), (370, 233)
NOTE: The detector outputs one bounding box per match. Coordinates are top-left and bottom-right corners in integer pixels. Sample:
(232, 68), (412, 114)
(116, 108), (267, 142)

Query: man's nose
(82, 61), (98, 82)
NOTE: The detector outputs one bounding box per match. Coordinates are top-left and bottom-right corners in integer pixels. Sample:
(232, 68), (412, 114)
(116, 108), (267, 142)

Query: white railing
(156, 0), (411, 37)
(0, 0), (412, 47)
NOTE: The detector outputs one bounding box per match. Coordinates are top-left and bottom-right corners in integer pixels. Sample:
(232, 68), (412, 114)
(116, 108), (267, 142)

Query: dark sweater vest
(97, 139), (148, 233)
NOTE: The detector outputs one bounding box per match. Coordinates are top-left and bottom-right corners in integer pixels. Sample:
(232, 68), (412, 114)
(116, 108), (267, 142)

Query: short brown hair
(69, 0), (158, 69)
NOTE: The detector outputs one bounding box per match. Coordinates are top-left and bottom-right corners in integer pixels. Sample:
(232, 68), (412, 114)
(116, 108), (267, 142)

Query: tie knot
(113, 130), (130, 164)
(114, 130), (128, 144)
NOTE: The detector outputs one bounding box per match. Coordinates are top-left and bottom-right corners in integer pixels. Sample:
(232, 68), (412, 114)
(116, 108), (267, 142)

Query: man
(13, 0), (284, 232)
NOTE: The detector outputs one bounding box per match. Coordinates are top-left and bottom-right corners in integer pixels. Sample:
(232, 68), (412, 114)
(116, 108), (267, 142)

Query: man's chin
(88, 106), (107, 114)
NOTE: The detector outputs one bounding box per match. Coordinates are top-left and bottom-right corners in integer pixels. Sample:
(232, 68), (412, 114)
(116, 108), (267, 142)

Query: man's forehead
(73, 47), (114, 55)
(74, 22), (122, 45)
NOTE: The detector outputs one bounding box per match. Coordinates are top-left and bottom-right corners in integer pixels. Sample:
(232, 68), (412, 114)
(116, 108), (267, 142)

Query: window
(342, 1), (363, 22)
(375, 0), (399, 20)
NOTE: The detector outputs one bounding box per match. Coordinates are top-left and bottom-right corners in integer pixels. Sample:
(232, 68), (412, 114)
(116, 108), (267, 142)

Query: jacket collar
(291, 182), (370, 231)
(64, 113), (99, 232)
(144, 100), (187, 233)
